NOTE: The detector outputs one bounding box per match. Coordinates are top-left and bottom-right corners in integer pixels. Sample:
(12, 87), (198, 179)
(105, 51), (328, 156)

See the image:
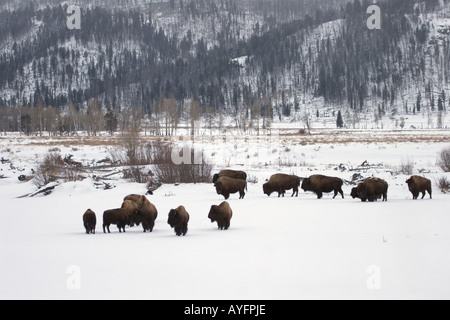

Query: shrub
(151, 140), (212, 184)
(436, 176), (450, 194)
(34, 153), (83, 187)
(437, 147), (450, 172)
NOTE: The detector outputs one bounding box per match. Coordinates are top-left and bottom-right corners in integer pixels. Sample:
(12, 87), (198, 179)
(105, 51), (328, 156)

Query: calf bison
(83, 209), (96, 234)
(263, 173), (301, 197)
(167, 206), (190, 236)
(124, 194), (158, 232)
(301, 174), (344, 199)
(351, 178), (388, 202)
(103, 208), (133, 233)
(214, 176), (246, 200)
(208, 201), (233, 230)
(406, 176), (432, 200)
(213, 170), (247, 184)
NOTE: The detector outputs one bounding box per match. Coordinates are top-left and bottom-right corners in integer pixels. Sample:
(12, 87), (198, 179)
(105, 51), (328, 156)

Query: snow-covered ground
(1, 131), (450, 299)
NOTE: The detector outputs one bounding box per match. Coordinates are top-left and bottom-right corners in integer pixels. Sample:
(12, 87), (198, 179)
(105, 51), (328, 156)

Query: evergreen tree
(336, 110), (344, 128)
(104, 107), (118, 136)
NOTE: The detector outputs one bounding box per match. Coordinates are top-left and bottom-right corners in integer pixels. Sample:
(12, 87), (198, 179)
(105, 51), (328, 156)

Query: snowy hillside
(0, 0), (448, 134)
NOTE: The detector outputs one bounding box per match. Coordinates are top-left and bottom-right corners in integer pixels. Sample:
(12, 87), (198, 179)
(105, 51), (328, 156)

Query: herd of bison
(83, 169), (433, 235)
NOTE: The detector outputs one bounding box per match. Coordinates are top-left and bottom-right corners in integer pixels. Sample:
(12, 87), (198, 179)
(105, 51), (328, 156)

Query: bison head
(301, 178), (311, 191)
(262, 183), (272, 196)
(212, 174), (220, 184)
(215, 181), (223, 194)
(208, 206), (218, 223)
(405, 178), (413, 186)
(350, 187), (359, 199)
(167, 209), (179, 228)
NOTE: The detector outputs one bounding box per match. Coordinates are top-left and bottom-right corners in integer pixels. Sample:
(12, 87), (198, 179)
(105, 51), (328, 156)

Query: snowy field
(1, 130), (450, 300)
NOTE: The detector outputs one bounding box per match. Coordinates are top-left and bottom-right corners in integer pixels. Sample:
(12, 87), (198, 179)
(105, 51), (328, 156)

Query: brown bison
(167, 206), (190, 236)
(406, 176), (432, 200)
(263, 174), (301, 197)
(301, 174), (344, 199)
(124, 194), (158, 232)
(83, 209), (96, 234)
(351, 178), (388, 202)
(213, 170), (247, 184)
(214, 176), (246, 200)
(103, 208), (133, 233)
(208, 201), (233, 230)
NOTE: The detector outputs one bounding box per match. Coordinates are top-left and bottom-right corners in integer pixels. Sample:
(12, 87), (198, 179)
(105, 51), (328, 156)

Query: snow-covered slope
(1, 132), (449, 299)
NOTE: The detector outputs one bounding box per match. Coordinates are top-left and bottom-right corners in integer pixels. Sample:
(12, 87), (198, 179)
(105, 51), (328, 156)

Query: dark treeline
(0, 0), (448, 129)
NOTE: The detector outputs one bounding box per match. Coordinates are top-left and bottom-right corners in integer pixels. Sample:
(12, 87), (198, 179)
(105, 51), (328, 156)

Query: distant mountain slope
(0, 0), (448, 130)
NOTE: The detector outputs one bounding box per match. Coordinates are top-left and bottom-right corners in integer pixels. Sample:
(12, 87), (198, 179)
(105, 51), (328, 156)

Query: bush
(437, 176), (450, 194)
(399, 157), (414, 175)
(151, 140), (212, 184)
(437, 147), (450, 172)
(34, 153), (83, 187)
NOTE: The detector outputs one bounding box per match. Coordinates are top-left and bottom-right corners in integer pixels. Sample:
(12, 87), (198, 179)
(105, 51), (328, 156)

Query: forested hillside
(0, 0), (449, 134)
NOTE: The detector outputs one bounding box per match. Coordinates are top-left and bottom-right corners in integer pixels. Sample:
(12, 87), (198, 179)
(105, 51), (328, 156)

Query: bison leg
(317, 191), (323, 199)
(428, 189), (432, 199)
(421, 191), (426, 200)
(182, 224), (188, 236)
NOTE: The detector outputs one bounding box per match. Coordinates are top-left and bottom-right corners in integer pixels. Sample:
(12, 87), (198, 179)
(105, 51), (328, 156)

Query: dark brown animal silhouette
(124, 194), (158, 232)
(213, 170), (247, 184)
(167, 206), (190, 236)
(214, 176), (246, 200)
(103, 208), (133, 233)
(83, 209), (96, 234)
(406, 176), (432, 200)
(351, 178), (388, 202)
(301, 174), (344, 199)
(208, 201), (233, 230)
(263, 173), (301, 197)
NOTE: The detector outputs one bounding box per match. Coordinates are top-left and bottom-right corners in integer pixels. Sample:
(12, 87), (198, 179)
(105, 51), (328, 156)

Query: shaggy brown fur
(406, 176), (432, 200)
(167, 206), (190, 236)
(214, 176), (246, 200)
(301, 174), (344, 199)
(263, 173), (301, 197)
(103, 208), (133, 233)
(213, 170), (247, 184)
(83, 209), (96, 234)
(208, 201), (233, 230)
(352, 178), (388, 202)
(124, 194), (158, 232)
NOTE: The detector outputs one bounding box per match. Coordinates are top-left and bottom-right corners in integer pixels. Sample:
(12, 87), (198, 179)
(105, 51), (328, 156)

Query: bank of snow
(1, 171), (450, 299)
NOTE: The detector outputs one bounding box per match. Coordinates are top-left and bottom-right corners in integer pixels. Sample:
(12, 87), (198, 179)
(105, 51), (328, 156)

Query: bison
(263, 173), (301, 197)
(351, 178), (388, 202)
(83, 209), (96, 234)
(301, 174), (344, 199)
(103, 208), (133, 233)
(214, 176), (246, 200)
(208, 201), (233, 230)
(406, 176), (432, 200)
(167, 206), (190, 236)
(124, 194), (158, 232)
(213, 170), (247, 184)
